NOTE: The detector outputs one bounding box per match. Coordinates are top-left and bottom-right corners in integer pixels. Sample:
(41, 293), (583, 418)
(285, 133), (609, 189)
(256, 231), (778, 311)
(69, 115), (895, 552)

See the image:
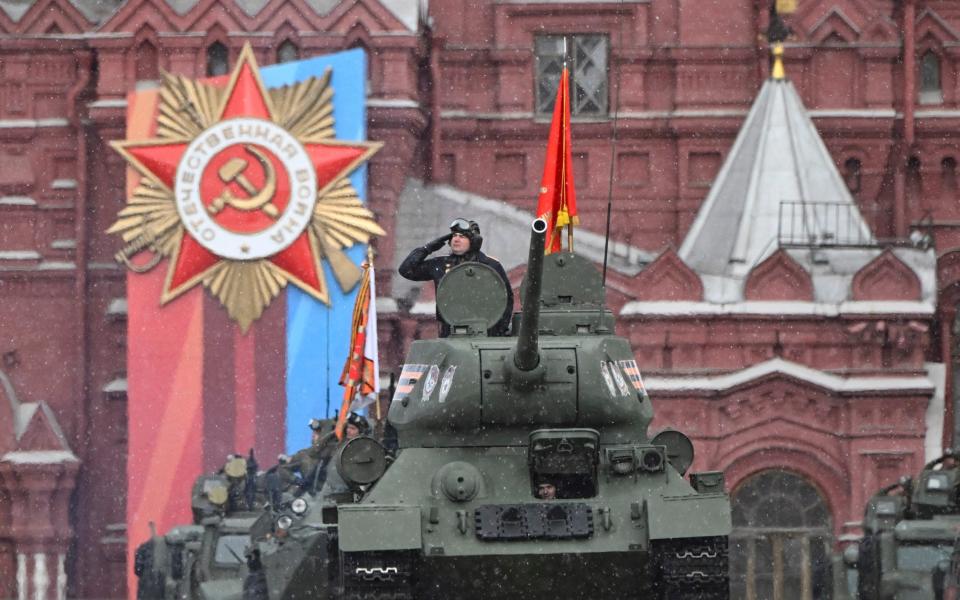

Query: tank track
(651, 536), (729, 600)
(340, 551), (415, 600)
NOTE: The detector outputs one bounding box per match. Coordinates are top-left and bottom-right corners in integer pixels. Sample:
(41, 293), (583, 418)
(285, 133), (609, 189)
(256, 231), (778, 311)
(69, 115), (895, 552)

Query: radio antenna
(601, 0), (626, 287)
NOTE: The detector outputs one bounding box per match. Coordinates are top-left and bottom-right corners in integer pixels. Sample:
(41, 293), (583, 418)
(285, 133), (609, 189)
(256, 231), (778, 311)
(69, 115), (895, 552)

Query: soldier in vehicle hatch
(398, 218), (513, 337)
(318, 412), (370, 500)
(536, 480), (558, 500)
(280, 417), (338, 493)
(276, 413), (372, 496)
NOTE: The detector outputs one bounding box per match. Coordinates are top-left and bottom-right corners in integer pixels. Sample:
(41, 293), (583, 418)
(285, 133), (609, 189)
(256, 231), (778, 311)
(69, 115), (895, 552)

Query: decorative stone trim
(852, 249), (922, 301)
(744, 249), (814, 301)
(631, 248), (704, 301)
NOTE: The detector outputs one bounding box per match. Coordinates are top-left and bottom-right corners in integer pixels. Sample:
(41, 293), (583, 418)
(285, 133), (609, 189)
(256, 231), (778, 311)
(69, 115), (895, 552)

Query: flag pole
(368, 245), (381, 424)
(562, 36), (570, 253)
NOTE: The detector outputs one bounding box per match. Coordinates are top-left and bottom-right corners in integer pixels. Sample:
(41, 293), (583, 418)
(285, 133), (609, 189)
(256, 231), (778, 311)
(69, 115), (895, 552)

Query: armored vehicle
(850, 452), (960, 599)
(240, 218), (732, 599)
(134, 452), (264, 599)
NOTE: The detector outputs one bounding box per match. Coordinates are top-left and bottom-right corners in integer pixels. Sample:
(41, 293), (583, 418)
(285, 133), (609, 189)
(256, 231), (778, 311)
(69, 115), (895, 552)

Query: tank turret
(386, 220), (655, 449)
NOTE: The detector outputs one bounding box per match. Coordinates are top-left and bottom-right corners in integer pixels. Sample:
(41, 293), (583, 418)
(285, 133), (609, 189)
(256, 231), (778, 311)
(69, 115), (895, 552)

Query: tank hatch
(437, 262), (509, 336)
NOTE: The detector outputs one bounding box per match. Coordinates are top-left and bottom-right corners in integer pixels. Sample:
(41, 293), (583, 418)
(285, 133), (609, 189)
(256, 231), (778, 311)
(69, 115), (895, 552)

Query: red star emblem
(111, 45), (380, 312)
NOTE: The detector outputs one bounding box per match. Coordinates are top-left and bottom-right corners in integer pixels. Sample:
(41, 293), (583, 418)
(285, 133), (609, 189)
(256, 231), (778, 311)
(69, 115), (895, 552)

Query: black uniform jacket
(399, 246), (513, 337)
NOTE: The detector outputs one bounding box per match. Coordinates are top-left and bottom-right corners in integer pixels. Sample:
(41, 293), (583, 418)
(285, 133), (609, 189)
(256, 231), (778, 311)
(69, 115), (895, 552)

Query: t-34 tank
(246, 218), (732, 599)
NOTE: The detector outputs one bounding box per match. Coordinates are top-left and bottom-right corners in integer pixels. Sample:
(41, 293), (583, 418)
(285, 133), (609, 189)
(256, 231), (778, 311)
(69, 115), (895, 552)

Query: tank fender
(337, 505), (423, 552)
(645, 493), (732, 541)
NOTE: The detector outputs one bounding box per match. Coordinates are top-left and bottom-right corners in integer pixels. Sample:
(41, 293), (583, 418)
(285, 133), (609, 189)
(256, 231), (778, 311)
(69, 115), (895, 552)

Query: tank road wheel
(651, 536), (730, 600)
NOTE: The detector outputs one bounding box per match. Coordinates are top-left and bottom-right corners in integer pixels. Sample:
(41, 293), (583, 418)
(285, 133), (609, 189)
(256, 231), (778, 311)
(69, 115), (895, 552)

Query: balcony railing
(778, 201), (877, 248)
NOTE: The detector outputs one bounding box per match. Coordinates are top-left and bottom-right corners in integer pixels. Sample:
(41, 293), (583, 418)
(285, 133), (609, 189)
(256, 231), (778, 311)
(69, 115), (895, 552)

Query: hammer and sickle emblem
(208, 144), (279, 218)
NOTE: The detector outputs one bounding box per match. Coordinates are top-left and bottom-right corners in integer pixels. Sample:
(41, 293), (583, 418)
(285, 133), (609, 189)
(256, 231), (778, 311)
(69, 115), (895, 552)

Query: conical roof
(678, 75), (874, 282)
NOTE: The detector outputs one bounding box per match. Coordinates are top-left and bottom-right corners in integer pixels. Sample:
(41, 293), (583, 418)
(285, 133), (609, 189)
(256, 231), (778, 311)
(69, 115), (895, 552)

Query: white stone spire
(678, 70), (874, 282)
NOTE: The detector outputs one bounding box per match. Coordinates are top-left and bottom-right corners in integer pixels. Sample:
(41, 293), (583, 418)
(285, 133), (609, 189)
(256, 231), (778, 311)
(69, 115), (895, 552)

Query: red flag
(335, 254), (378, 438)
(535, 67), (578, 254)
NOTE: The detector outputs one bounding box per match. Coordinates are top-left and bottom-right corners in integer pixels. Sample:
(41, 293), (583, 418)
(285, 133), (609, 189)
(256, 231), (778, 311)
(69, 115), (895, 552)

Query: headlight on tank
(277, 515), (293, 530)
(605, 449), (636, 476)
(291, 497), (308, 515)
(639, 448), (665, 473)
(605, 446), (667, 475)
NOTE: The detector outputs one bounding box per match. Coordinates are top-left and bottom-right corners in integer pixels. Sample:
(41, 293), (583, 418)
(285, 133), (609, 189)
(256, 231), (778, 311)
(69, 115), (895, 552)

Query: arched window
(277, 40), (299, 64)
(206, 42), (229, 77)
(907, 156), (923, 205)
(731, 470), (834, 600)
(843, 158), (862, 194)
(943, 157), (957, 199)
(135, 40), (159, 83)
(919, 51), (942, 104)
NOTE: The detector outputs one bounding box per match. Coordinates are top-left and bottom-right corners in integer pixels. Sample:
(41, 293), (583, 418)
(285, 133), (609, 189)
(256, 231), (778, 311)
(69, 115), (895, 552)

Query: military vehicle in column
(238, 218), (732, 599)
(134, 451), (266, 599)
(850, 451), (960, 599)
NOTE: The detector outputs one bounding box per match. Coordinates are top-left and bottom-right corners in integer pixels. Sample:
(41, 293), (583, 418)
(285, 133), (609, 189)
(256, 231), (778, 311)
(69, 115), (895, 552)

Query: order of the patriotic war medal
(175, 118), (318, 261)
(108, 43), (383, 329)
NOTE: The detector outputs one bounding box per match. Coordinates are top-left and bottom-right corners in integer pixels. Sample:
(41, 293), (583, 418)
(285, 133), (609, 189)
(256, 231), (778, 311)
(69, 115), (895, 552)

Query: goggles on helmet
(449, 218), (472, 233)
(347, 411), (370, 432)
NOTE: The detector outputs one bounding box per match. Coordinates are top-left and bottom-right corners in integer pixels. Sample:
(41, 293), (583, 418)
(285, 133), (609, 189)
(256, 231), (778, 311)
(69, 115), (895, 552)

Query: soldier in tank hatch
(536, 480), (558, 500)
(398, 218), (513, 337)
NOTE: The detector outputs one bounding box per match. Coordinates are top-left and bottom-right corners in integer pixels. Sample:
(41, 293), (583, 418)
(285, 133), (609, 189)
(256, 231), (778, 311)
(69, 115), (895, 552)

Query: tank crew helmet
(308, 418), (335, 438)
(346, 411), (371, 435)
(449, 218), (483, 252)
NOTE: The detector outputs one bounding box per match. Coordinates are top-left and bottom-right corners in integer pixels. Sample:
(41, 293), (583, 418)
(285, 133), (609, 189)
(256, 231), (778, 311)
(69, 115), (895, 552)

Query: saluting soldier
(398, 218), (513, 337)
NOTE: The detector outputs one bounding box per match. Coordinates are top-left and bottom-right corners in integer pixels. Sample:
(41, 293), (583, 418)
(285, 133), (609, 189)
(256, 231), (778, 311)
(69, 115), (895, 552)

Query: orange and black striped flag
(336, 253), (379, 438)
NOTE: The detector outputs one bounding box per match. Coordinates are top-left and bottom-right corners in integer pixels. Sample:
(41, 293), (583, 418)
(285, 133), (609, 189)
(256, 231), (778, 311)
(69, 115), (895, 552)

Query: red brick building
(1, 0), (959, 597)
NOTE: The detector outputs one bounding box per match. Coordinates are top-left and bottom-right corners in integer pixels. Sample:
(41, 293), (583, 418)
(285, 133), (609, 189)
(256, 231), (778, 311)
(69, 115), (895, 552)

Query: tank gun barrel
(514, 218), (548, 371)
